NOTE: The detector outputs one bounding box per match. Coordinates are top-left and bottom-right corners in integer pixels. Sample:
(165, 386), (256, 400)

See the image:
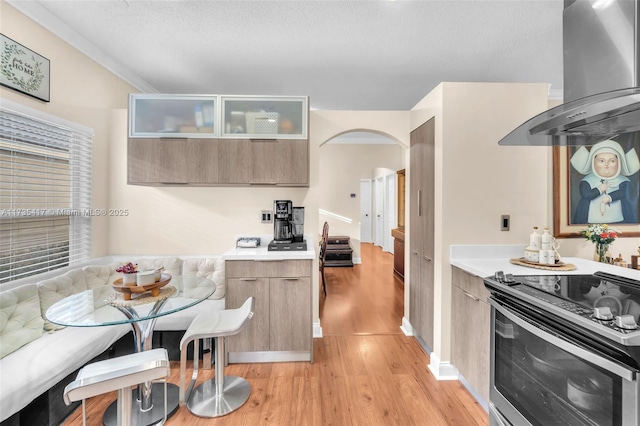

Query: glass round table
(45, 275), (215, 426)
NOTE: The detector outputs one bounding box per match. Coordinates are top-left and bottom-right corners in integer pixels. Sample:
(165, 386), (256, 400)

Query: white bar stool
(63, 348), (170, 426)
(179, 297), (255, 418)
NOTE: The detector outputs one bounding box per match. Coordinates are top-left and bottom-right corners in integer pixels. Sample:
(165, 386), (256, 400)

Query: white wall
(409, 82), (552, 372)
(0, 1), (137, 258)
(318, 143), (404, 261)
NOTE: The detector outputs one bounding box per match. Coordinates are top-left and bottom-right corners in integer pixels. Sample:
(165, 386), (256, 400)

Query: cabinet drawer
(226, 259), (311, 278)
(452, 267), (490, 302)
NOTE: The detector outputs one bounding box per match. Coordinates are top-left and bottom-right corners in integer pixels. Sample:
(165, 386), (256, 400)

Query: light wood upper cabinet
(128, 138), (219, 185)
(218, 139), (309, 186)
(127, 94), (309, 186)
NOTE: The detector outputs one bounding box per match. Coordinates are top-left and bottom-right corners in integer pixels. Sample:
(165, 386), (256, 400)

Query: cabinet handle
(253, 259), (283, 262)
(423, 256), (432, 262)
(249, 182), (277, 185)
(462, 290), (480, 302)
(412, 251), (419, 255)
(418, 190), (422, 217)
(160, 182), (189, 185)
(283, 278), (299, 281)
(239, 278), (257, 281)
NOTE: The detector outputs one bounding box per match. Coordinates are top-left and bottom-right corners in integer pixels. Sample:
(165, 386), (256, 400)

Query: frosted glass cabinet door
(129, 94), (217, 138)
(221, 96), (308, 139)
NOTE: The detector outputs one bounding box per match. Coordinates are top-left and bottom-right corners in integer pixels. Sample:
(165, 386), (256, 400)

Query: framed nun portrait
(553, 134), (640, 238)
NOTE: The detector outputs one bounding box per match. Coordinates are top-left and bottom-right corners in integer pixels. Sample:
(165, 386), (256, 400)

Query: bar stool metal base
(186, 376), (251, 418)
(103, 383), (179, 426)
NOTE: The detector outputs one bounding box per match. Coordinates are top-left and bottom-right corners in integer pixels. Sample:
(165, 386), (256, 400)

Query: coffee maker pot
(273, 200), (293, 243)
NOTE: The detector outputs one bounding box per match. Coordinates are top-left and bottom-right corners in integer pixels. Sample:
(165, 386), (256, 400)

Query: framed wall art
(553, 133), (640, 238)
(1, 34), (50, 102)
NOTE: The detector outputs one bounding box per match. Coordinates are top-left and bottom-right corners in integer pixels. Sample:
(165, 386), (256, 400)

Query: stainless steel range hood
(499, 0), (640, 146)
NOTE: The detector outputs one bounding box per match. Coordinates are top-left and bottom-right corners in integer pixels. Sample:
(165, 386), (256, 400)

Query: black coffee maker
(269, 200), (307, 251)
(273, 200), (293, 243)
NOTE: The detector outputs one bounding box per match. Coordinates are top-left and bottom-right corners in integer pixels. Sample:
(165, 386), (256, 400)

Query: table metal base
(186, 376), (251, 418)
(103, 383), (180, 426)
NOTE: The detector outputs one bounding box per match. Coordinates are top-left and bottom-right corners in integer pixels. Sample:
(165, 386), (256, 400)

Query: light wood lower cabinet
(225, 259), (312, 362)
(451, 267), (490, 403)
(225, 277), (270, 352)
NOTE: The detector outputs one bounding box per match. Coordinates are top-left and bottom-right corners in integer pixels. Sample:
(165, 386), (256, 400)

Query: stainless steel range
(485, 271), (640, 426)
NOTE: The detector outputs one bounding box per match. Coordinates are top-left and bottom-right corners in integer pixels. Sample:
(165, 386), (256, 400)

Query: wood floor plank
(61, 244), (488, 426)
(291, 375), (322, 426)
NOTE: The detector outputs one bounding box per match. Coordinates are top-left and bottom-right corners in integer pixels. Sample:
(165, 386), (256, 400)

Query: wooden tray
(510, 258), (577, 271)
(112, 273), (172, 300)
(517, 258), (566, 267)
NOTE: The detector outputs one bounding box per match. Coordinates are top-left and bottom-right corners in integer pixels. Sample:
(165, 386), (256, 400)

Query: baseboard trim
(427, 352), (458, 381)
(400, 316), (413, 336)
(353, 256), (362, 264)
(313, 320), (323, 338)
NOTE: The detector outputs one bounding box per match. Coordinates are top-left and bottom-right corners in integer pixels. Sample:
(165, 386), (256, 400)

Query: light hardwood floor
(62, 243), (488, 425)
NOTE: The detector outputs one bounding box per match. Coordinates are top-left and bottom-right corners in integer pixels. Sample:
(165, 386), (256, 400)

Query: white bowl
(524, 247), (540, 263)
(137, 270), (156, 286)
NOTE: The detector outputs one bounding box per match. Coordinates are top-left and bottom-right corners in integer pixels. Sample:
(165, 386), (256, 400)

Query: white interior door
(374, 176), (384, 247)
(384, 173), (396, 253)
(360, 179), (372, 243)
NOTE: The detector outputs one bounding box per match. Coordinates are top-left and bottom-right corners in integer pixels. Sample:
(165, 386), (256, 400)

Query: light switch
(501, 215), (510, 231)
(261, 210), (273, 223)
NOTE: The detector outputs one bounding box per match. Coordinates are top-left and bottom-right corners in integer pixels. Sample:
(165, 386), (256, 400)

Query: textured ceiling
(9, 0), (564, 111)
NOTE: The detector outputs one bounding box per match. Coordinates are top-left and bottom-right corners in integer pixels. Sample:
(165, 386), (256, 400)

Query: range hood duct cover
(499, 0), (640, 146)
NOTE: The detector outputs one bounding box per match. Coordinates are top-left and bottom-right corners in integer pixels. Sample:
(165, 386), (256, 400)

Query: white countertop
(450, 245), (640, 281)
(222, 234), (316, 261)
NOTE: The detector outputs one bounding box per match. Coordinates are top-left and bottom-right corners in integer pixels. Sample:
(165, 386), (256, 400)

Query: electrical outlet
(261, 210), (273, 224)
(501, 215), (510, 231)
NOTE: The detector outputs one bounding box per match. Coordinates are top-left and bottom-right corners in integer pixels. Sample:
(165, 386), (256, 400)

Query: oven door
(489, 298), (639, 426)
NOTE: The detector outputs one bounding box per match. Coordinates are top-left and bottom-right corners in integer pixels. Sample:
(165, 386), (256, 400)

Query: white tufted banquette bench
(0, 256), (225, 426)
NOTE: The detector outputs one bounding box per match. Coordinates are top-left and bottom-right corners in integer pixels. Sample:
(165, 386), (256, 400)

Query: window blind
(0, 103), (93, 283)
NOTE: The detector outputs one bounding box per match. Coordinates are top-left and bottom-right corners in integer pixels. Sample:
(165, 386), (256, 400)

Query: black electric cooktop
(485, 272), (640, 345)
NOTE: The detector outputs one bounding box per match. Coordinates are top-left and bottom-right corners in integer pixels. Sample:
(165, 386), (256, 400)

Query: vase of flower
(116, 262), (138, 285)
(594, 243), (610, 263)
(581, 224), (620, 264)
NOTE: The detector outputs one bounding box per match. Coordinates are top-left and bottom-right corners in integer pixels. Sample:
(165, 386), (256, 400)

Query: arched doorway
(318, 130), (406, 335)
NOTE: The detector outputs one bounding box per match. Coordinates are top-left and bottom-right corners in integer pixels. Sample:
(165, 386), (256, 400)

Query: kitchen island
(448, 244), (639, 410)
(222, 236), (316, 363)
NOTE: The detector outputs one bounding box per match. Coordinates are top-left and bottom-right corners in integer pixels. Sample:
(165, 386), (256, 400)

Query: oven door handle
(490, 298), (637, 382)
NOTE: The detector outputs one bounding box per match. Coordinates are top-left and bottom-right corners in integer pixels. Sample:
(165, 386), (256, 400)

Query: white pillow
(181, 258), (225, 299)
(0, 284), (44, 358)
(37, 269), (88, 331)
